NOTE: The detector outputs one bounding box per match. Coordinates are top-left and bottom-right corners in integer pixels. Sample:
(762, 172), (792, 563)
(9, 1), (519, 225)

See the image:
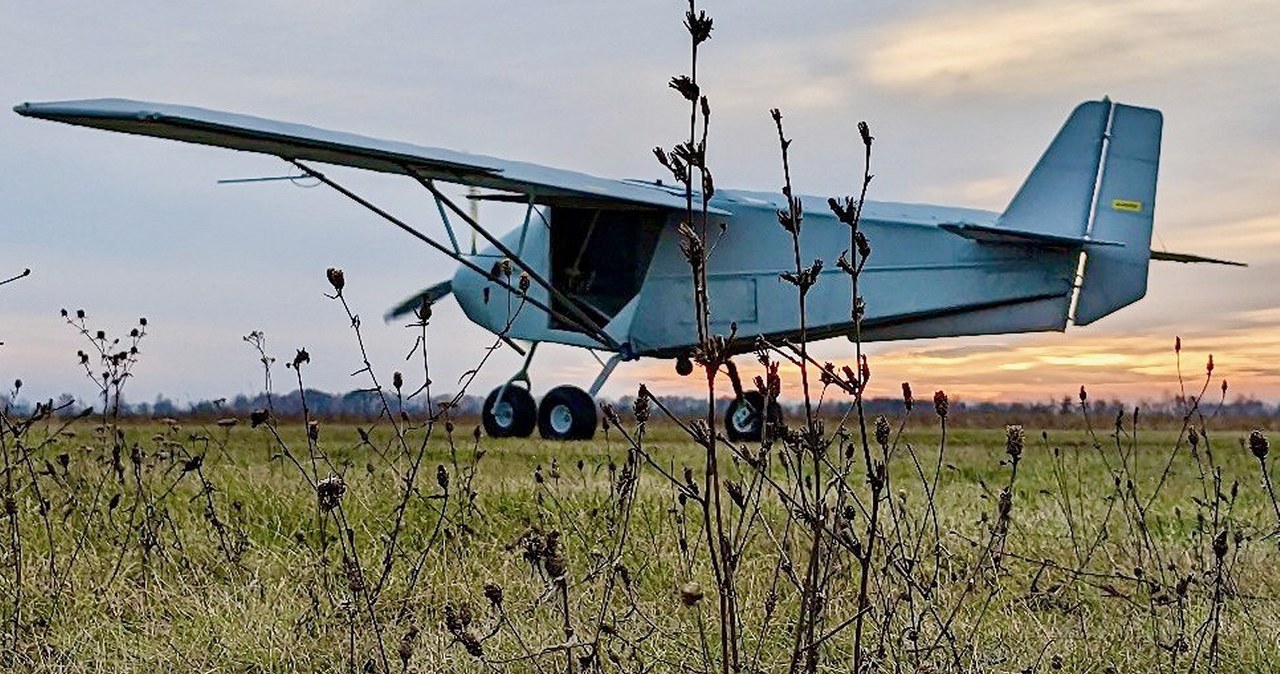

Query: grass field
(2, 410), (1279, 673)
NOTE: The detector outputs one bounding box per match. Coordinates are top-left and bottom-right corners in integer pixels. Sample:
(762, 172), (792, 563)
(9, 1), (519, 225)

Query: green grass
(2, 416), (1279, 672)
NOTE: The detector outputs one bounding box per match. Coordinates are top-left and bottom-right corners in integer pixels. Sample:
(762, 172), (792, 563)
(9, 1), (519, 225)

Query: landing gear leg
(482, 343), (539, 438)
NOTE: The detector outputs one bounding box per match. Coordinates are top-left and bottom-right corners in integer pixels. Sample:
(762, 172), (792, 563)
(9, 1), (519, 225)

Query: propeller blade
(385, 280), (453, 322)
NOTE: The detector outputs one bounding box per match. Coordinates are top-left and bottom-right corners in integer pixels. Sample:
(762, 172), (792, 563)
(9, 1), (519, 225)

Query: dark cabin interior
(548, 207), (664, 332)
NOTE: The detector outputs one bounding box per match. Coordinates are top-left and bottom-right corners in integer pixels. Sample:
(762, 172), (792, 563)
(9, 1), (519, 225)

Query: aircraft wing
(14, 98), (727, 214)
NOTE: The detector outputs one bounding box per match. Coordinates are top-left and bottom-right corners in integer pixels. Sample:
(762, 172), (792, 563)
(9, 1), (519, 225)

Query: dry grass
(2, 417), (1278, 672)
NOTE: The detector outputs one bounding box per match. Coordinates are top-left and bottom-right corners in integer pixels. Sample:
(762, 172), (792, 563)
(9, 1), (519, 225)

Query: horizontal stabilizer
(385, 280), (453, 322)
(940, 223), (1122, 249)
(1150, 250), (1246, 267)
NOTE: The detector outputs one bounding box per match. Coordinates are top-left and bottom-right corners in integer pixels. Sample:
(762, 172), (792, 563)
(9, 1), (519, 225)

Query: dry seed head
(1005, 425), (1025, 462)
(997, 487), (1013, 521)
(633, 385), (651, 423)
(669, 75), (700, 102)
(343, 555), (365, 593)
(684, 7), (713, 45)
(544, 540), (566, 579)
(874, 416), (891, 449)
(690, 419), (711, 445)
(459, 629), (484, 658)
(725, 479), (745, 509)
(820, 362), (835, 386)
(1248, 430), (1269, 459)
(326, 267), (345, 292)
(902, 382), (914, 411)
(393, 371), (403, 390)
(680, 581), (704, 607)
(1213, 529), (1228, 561)
(316, 474), (346, 511)
(933, 390), (949, 419)
(444, 603), (463, 633)
(483, 582), (504, 608)
(856, 231), (871, 261)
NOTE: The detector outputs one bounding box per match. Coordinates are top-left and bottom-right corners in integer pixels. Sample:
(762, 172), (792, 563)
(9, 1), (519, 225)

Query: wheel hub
(550, 404), (574, 435)
(731, 402), (758, 432)
(492, 401), (514, 428)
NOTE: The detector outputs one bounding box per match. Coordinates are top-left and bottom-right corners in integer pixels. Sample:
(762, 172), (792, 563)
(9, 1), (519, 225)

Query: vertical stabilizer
(1074, 104), (1162, 325)
(996, 101), (1110, 238)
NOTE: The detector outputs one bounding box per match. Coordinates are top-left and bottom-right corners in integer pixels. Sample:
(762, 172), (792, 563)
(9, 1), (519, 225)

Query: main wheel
(724, 391), (783, 442)
(482, 385), (537, 438)
(538, 385), (598, 441)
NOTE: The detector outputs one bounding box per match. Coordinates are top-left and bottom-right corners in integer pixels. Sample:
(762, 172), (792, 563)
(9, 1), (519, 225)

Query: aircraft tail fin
(993, 99), (1163, 326)
(996, 100), (1111, 240)
(1073, 103), (1163, 325)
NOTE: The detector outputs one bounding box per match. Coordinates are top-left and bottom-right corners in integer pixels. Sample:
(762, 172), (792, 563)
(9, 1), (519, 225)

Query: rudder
(1074, 103), (1162, 325)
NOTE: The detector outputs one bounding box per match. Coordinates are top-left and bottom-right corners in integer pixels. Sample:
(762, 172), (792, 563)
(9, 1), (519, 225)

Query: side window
(549, 207), (663, 331)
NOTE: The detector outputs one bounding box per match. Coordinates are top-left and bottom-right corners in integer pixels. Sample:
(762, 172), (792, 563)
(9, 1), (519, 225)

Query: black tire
(724, 391), (783, 442)
(537, 385), (598, 440)
(482, 385), (537, 438)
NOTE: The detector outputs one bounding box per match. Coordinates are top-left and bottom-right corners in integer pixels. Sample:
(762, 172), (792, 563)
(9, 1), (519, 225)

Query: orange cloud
(611, 322), (1280, 405)
(865, 0), (1280, 95)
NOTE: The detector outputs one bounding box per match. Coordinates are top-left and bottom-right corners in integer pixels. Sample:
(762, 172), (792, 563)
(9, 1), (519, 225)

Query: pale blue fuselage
(452, 190), (1078, 360)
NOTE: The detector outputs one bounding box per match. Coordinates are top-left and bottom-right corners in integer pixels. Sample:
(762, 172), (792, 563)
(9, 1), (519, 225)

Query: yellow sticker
(1111, 199), (1143, 213)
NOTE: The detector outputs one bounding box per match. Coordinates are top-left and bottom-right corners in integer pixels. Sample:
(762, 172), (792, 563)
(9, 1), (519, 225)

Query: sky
(2, 0), (1278, 408)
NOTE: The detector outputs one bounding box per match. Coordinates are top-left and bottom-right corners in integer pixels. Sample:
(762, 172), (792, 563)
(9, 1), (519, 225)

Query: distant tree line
(3, 389), (1277, 427)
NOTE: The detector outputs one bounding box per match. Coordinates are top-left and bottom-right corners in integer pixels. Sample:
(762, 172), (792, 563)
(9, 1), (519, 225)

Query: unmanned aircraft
(14, 98), (1239, 440)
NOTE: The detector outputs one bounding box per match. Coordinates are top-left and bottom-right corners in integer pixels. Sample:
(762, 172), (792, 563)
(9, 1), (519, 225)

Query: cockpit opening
(549, 206), (664, 332)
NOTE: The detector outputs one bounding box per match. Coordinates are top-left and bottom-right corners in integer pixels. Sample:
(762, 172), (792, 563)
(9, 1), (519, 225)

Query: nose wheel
(538, 385), (597, 440)
(482, 385), (537, 438)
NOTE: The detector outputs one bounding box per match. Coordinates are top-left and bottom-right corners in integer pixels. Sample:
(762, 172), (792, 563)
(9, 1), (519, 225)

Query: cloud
(616, 317), (1280, 404)
(865, 0), (1280, 96)
(1185, 214), (1280, 254)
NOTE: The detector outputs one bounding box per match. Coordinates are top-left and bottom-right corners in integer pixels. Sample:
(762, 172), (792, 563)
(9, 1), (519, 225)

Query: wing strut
(408, 171), (622, 351)
(289, 160), (618, 349)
